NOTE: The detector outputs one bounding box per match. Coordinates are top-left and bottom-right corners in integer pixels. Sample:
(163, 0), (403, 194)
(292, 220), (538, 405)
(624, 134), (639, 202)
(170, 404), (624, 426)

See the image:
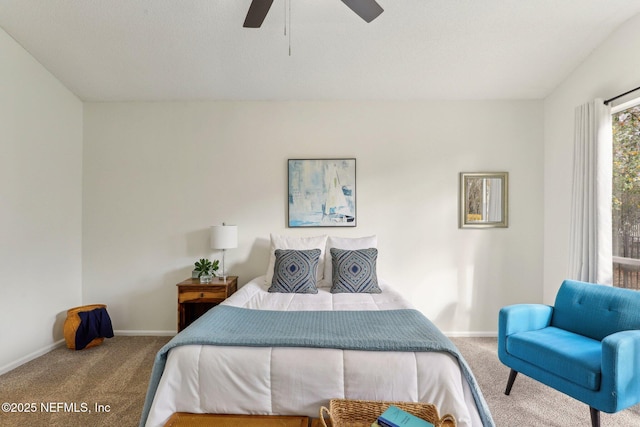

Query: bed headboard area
(265, 234), (380, 294)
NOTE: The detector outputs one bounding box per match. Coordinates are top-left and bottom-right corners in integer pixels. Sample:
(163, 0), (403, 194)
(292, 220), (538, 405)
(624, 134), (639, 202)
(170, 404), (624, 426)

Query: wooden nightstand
(176, 276), (237, 332)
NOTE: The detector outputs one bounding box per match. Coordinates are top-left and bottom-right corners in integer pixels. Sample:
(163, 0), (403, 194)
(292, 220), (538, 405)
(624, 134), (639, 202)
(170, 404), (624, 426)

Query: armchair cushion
(507, 327), (601, 390)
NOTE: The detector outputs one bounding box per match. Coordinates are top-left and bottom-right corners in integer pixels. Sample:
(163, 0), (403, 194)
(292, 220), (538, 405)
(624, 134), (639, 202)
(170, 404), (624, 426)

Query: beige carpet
(1, 336), (639, 426)
(0, 336), (170, 427)
(450, 337), (640, 427)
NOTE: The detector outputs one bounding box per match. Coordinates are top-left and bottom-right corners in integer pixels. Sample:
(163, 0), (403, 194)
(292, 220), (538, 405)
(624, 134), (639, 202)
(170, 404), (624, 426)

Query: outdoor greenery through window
(612, 101), (640, 289)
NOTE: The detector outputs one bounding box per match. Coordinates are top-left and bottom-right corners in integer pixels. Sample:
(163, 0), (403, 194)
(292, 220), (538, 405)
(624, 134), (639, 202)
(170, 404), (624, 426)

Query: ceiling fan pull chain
(288, 0), (292, 56)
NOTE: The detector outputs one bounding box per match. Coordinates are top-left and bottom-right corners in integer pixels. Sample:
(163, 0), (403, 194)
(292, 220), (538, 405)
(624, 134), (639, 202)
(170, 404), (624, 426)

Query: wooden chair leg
(505, 369), (518, 395)
(589, 407), (600, 427)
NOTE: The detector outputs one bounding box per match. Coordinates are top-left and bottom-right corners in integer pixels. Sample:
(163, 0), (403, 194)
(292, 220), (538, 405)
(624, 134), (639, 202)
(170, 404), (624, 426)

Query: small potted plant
(193, 258), (219, 283)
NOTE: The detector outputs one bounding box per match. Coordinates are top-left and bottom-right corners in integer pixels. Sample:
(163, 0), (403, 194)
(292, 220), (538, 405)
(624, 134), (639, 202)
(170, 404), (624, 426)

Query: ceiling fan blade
(243, 0), (274, 28)
(341, 0), (384, 23)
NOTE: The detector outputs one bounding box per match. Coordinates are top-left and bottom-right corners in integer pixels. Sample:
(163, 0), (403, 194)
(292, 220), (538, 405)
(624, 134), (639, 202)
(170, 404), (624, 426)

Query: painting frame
(288, 158), (357, 228)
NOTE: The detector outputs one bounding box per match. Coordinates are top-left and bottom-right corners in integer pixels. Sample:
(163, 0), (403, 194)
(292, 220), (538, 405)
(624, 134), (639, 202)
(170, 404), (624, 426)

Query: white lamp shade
(210, 225), (238, 249)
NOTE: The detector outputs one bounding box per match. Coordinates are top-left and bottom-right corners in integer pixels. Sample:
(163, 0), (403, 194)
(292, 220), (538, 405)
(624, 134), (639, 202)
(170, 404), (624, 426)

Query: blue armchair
(498, 279), (640, 427)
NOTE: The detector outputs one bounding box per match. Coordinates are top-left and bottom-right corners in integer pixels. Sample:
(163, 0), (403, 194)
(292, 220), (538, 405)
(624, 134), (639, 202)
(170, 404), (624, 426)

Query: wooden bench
(163, 413), (311, 427)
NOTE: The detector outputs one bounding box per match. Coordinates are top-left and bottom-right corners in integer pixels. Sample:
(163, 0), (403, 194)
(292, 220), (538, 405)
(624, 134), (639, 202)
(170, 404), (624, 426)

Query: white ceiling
(1, 1), (639, 102)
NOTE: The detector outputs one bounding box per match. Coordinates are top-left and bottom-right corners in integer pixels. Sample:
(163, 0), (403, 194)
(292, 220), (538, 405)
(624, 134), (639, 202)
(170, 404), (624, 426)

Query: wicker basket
(319, 399), (456, 427)
(63, 304), (108, 350)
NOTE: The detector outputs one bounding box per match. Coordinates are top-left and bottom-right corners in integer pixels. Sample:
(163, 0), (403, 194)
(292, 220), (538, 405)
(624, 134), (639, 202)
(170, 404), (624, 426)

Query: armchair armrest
(499, 304), (553, 337)
(601, 330), (640, 411)
(498, 304), (553, 365)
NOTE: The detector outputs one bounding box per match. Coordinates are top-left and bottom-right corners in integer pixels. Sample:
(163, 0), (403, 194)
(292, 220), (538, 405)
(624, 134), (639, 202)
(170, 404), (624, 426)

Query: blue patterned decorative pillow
(330, 248), (381, 293)
(268, 249), (321, 294)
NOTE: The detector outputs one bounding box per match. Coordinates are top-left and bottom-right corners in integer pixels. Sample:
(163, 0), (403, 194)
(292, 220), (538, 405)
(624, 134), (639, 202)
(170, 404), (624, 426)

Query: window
(612, 99), (640, 289)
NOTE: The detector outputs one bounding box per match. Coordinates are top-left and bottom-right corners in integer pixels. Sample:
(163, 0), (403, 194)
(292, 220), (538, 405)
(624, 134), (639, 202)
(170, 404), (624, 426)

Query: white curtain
(568, 99), (612, 284)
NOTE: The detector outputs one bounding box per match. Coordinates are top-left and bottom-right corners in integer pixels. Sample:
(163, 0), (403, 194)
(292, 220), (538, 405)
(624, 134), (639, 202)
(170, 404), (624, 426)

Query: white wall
(83, 100), (543, 335)
(543, 13), (640, 302)
(0, 27), (83, 373)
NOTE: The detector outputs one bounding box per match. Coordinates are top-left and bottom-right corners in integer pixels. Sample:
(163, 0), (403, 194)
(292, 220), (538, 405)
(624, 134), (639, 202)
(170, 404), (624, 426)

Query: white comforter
(144, 277), (484, 427)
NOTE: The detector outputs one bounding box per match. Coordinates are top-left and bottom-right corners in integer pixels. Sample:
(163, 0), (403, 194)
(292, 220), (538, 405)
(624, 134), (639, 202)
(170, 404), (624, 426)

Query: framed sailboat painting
(288, 158), (356, 227)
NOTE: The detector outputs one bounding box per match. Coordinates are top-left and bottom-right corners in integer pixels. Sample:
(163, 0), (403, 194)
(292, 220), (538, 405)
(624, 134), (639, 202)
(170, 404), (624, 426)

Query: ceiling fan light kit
(243, 0), (383, 28)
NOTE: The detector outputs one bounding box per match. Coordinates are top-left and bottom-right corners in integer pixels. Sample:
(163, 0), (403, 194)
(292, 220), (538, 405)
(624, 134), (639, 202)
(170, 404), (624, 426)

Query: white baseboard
(0, 339), (66, 376)
(445, 331), (497, 338)
(114, 330), (176, 337)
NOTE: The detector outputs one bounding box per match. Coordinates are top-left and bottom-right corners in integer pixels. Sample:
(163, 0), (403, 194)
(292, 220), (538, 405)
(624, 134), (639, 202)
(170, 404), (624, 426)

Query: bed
(140, 235), (495, 427)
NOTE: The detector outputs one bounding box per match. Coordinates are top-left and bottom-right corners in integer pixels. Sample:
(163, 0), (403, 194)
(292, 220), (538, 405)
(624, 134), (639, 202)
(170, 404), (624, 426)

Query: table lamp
(210, 223), (238, 281)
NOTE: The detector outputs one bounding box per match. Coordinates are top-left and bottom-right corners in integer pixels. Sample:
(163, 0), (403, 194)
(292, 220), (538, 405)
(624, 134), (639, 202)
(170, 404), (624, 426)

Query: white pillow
(265, 234), (328, 285)
(323, 235), (378, 284)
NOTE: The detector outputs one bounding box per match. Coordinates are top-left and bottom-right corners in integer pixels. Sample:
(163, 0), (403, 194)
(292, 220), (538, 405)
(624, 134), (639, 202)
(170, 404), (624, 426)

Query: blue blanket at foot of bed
(140, 306), (495, 427)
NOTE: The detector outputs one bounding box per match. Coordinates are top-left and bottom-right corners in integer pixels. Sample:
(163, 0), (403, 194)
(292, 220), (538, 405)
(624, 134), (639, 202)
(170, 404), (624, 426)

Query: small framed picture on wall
(287, 158), (356, 227)
(459, 171), (509, 228)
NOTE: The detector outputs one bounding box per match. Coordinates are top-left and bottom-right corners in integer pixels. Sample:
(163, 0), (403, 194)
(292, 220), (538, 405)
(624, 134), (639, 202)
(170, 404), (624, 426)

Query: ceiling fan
(243, 0), (384, 28)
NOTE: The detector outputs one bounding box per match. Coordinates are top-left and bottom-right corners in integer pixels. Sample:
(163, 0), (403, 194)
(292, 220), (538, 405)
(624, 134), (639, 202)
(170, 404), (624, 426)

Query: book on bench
(375, 405), (435, 427)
